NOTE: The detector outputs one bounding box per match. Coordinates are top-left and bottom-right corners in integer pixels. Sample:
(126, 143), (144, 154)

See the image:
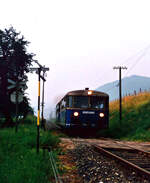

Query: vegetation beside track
(0, 115), (61, 183)
(99, 92), (150, 141)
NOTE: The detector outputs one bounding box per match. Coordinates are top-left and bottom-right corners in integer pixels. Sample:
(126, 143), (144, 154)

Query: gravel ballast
(69, 144), (150, 183)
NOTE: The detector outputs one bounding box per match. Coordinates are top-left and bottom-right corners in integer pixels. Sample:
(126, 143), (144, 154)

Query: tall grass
(99, 92), (150, 141)
(0, 115), (60, 183)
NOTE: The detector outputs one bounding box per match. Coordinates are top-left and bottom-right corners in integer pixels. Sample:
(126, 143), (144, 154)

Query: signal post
(30, 63), (49, 154)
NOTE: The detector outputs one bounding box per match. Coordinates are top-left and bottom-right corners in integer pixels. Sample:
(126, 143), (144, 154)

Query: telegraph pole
(113, 66), (127, 122)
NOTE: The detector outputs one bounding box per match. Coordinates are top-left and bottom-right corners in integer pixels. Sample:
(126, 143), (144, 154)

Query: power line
(105, 45), (149, 94)
(105, 45), (150, 96)
(95, 44), (150, 89)
(120, 44), (150, 66)
(122, 45), (150, 78)
(104, 85), (117, 93)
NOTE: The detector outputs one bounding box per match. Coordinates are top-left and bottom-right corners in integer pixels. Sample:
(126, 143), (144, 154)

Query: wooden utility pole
(113, 66), (127, 122)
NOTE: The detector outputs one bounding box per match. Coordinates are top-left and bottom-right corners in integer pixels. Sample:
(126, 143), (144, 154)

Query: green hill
(96, 75), (150, 101)
(100, 92), (150, 141)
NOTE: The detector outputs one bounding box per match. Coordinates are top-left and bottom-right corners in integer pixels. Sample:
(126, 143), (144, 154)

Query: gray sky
(1, 0), (150, 117)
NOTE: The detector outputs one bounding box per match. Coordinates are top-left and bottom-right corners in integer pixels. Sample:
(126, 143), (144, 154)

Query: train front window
(90, 96), (104, 109)
(73, 96), (89, 108)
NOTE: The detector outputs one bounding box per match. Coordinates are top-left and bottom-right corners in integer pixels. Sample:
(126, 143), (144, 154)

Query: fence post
(134, 90), (136, 95)
(140, 88), (142, 93)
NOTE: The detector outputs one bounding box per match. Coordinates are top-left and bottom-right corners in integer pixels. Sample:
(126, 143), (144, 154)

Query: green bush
(22, 114), (37, 124)
(40, 130), (60, 147)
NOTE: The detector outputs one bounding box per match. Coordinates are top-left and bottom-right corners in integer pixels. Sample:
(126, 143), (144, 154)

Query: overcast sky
(1, 0), (150, 117)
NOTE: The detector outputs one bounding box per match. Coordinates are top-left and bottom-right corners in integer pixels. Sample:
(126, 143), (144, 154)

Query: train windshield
(90, 96), (104, 109)
(73, 96), (89, 108)
(69, 96), (105, 109)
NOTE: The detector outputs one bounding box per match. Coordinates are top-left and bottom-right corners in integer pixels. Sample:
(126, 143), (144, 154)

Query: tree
(0, 27), (34, 126)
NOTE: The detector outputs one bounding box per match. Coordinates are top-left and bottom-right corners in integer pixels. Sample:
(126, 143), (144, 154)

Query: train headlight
(74, 112), (79, 117)
(99, 113), (104, 117)
(88, 91), (92, 95)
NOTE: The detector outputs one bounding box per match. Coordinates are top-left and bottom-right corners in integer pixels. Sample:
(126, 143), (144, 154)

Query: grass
(0, 115), (61, 183)
(99, 92), (150, 141)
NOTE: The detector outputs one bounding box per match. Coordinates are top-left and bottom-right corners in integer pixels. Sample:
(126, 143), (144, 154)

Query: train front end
(65, 107), (108, 129)
(56, 89), (109, 130)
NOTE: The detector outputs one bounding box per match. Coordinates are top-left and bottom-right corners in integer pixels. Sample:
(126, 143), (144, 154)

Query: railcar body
(56, 88), (109, 130)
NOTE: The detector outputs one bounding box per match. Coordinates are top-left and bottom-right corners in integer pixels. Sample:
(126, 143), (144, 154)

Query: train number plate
(82, 111), (95, 114)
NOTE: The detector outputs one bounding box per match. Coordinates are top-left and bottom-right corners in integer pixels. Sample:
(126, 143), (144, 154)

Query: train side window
(60, 103), (62, 110)
(61, 99), (66, 109)
(69, 96), (73, 107)
(56, 104), (60, 120)
(66, 96), (69, 107)
(56, 104), (60, 111)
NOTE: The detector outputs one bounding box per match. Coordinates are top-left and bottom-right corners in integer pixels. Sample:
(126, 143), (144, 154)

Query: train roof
(56, 89), (109, 105)
(66, 90), (109, 97)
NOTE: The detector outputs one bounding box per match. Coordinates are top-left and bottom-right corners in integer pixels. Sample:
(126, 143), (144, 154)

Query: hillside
(99, 92), (150, 141)
(96, 75), (150, 101)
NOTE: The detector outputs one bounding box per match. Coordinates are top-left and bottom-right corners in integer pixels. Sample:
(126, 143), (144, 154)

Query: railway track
(65, 137), (150, 182)
(47, 135), (150, 182)
(92, 144), (150, 179)
(42, 146), (63, 183)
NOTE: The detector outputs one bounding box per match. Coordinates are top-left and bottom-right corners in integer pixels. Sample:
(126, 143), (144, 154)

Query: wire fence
(112, 88), (150, 101)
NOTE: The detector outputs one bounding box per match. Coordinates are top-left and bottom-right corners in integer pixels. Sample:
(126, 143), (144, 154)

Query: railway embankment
(99, 91), (150, 141)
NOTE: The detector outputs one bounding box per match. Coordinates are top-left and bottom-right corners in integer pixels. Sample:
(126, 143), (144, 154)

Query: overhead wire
(120, 44), (150, 66)
(94, 66), (114, 87)
(122, 45), (150, 78)
(97, 44), (150, 93)
(104, 85), (117, 93)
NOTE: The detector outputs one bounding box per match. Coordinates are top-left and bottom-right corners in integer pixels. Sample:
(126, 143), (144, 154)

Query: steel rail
(47, 148), (63, 183)
(105, 138), (150, 161)
(99, 137), (150, 156)
(116, 142), (150, 157)
(93, 144), (150, 178)
(49, 152), (58, 183)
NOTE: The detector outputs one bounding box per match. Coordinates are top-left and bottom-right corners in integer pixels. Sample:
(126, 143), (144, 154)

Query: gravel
(69, 144), (150, 183)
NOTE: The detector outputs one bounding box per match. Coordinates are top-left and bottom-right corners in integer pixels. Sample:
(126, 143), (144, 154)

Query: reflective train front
(56, 89), (109, 130)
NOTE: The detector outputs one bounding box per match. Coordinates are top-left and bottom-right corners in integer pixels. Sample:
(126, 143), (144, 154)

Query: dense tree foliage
(0, 27), (34, 126)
